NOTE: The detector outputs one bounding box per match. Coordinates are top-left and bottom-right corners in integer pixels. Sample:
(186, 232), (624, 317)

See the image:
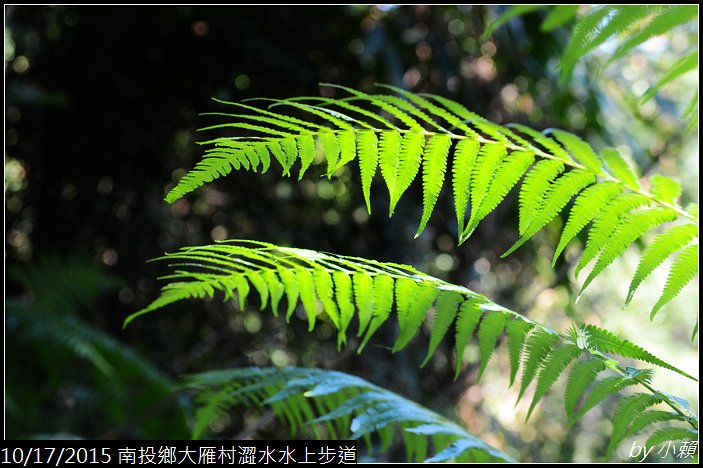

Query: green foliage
(129, 240), (698, 455)
(7, 255), (189, 439)
(483, 5), (699, 121)
(164, 85), (698, 321)
(182, 367), (512, 462)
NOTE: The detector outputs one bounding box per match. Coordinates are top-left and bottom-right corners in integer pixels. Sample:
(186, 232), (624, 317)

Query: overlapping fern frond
(8, 255), (189, 438)
(483, 5), (699, 123)
(127, 240), (698, 457)
(165, 85), (698, 319)
(182, 366), (512, 462)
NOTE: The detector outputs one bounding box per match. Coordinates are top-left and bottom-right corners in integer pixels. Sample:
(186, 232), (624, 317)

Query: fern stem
(629, 374), (699, 431)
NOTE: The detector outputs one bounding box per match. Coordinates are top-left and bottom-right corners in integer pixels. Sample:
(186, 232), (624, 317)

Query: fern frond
(129, 241), (696, 384)
(481, 5), (542, 41)
(467, 150), (535, 238)
(650, 174), (683, 206)
(646, 427), (698, 447)
(167, 85), (697, 313)
(422, 291), (463, 367)
(391, 132), (425, 215)
(641, 51), (698, 104)
(133, 241), (698, 456)
(628, 410), (689, 441)
(607, 393), (664, 458)
(540, 5), (579, 32)
(606, 6), (698, 66)
(600, 147), (640, 190)
(483, 6), (698, 122)
(575, 193), (651, 277)
(560, 6), (653, 81)
(516, 159), (565, 236)
(502, 169), (596, 257)
(183, 366), (513, 462)
(451, 139), (480, 234)
(582, 324), (695, 380)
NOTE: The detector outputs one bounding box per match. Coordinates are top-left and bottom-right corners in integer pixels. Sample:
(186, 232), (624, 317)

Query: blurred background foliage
(4, 5), (698, 462)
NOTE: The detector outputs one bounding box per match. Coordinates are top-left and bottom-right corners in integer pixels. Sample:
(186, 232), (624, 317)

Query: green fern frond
(560, 6), (653, 81)
(451, 139), (480, 235)
(166, 85), (697, 314)
(390, 132), (424, 215)
(582, 324), (695, 380)
(600, 148), (640, 190)
(650, 174), (683, 205)
(540, 5), (579, 32)
(501, 169), (596, 257)
(646, 427), (698, 447)
(182, 366), (513, 462)
(628, 410), (689, 441)
(607, 393), (664, 458)
(422, 291), (463, 367)
(453, 296), (484, 379)
(482, 6), (698, 122)
(480, 5), (542, 42)
(133, 240), (698, 456)
(357, 129), (379, 213)
(128, 241), (696, 384)
(606, 6), (698, 66)
(517, 159), (565, 236)
(641, 51), (698, 104)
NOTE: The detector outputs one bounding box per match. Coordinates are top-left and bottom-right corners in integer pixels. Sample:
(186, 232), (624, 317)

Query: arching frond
(560, 6), (654, 81)
(641, 51), (698, 104)
(482, 5), (699, 121)
(165, 85), (698, 319)
(128, 240), (698, 456)
(182, 366), (513, 462)
(540, 5), (579, 32)
(480, 5), (542, 41)
(8, 256), (189, 439)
